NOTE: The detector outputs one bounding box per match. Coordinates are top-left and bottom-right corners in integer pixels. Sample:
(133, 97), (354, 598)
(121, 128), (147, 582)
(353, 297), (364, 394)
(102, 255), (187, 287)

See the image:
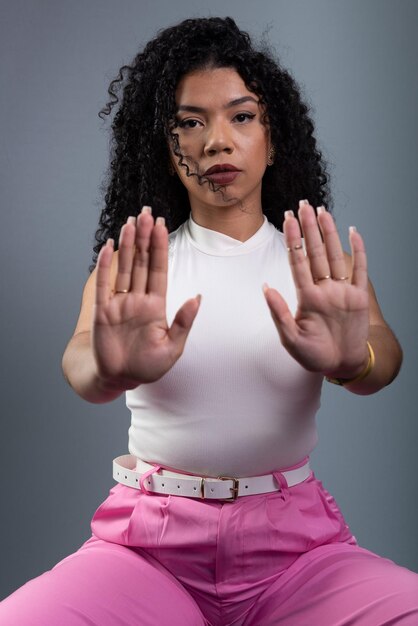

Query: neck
(190, 205), (264, 242)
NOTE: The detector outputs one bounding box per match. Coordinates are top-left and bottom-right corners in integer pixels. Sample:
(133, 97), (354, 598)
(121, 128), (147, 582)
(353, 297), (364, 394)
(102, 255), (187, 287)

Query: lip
(203, 164), (241, 185)
(203, 163), (241, 176)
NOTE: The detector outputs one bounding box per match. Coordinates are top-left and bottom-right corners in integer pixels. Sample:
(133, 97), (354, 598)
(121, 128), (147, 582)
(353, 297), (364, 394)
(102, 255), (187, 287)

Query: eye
(178, 118), (202, 129)
(234, 113), (256, 124)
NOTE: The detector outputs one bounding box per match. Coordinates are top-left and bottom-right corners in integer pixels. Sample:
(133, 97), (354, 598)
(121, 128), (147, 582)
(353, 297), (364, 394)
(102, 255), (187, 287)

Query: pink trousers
(1, 469), (418, 625)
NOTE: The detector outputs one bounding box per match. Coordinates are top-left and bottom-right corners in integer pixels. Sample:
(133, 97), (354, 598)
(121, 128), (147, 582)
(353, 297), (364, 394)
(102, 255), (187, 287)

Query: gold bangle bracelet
(326, 341), (375, 387)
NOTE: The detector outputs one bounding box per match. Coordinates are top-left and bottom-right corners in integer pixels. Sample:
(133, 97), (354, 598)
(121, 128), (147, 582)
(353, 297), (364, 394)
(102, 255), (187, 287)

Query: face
(170, 67), (271, 214)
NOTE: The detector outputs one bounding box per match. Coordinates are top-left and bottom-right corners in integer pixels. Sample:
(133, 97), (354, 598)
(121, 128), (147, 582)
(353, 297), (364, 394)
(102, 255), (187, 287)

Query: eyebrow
(177, 96), (259, 113)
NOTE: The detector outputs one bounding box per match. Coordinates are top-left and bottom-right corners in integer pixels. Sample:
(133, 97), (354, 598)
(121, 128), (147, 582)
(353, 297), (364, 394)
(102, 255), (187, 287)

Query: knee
(0, 545), (209, 626)
(0, 571), (61, 625)
(391, 565), (418, 603)
(372, 562), (418, 624)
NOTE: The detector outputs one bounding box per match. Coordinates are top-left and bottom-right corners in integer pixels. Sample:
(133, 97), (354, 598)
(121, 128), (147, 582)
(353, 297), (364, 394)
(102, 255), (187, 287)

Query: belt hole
(245, 485), (248, 489)
(125, 475), (127, 479)
(210, 488), (214, 492)
(162, 483), (165, 486)
(148, 480), (151, 484)
(193, 487), (197, 491)
(177, 485), (180, 488)
(135, 479), (138, 483)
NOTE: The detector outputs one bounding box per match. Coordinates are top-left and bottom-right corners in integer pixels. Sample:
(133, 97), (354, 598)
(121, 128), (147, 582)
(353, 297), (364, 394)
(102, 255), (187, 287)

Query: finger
(316, 207), (348, 281)
(298, 202), (330, 283)
(263, 284), (298, 348)
(284, 207), (313, 289)
(131, 207), (154, 293)
(147, 217), (168, 296)
(349, 226), (368, 290)
(95, 239), (114, 306)
(168, 295), (202, 354)
(114, 217), (136, 293)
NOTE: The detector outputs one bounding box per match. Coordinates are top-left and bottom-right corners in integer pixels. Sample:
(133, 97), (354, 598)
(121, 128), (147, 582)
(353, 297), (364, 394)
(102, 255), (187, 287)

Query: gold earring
(267, 145), (275, 166)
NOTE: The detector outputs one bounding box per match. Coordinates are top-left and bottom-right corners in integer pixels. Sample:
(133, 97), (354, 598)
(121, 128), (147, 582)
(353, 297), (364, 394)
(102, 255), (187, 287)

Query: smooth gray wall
(1, 0), (417, 600)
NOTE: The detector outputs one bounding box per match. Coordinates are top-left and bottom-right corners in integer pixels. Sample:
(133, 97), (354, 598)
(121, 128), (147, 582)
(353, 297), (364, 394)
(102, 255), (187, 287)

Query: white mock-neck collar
(185, 213), (272, 256)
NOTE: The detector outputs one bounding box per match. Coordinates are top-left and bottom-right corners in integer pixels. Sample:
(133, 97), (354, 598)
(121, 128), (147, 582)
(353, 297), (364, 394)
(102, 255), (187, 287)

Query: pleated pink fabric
(2, 471), (417, 625)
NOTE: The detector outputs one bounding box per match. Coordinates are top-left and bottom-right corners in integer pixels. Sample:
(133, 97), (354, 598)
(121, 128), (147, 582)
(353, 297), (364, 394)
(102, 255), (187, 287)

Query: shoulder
(267, 221), (287, 251)
(168, 221), (188, 262)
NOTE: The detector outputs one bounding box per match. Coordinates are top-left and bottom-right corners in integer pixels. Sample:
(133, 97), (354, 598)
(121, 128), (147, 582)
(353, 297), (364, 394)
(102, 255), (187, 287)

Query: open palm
(264, 202), (370, 379)
(92, 209), (201, 390)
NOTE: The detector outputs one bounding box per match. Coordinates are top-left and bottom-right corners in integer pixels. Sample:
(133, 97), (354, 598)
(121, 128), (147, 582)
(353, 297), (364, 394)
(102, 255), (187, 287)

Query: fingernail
(196, 294), (202, 304)
(299, 199), (309, 209)
(262, 282), (270, 294)
(349, 226), (357, 233)
(284, 210), (294, 220)
(141, 206), (152, 214)
(316, 206), (326, 215)
(127, 216), (136, 224)
(106, 238), (114, 247)
(156, 216), (165, 226)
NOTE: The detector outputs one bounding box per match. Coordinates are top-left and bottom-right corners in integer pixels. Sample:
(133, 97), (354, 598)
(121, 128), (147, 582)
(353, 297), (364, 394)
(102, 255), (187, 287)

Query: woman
(1, 16), (417, 626)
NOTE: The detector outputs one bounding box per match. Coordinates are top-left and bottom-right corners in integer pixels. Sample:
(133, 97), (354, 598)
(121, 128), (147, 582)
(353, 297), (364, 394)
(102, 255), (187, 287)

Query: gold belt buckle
(216, 476), (240, 501)
(199, 476), (240, 501)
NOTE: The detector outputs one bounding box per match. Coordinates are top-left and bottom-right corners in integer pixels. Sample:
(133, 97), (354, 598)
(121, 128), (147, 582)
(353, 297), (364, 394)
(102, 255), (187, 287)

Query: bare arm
(62, 249), (132, 403)
(340, 260), (402, 395)
(62, 209), (201, 403)
(264, 201), (402, 396)
(62, 332), (129, 403)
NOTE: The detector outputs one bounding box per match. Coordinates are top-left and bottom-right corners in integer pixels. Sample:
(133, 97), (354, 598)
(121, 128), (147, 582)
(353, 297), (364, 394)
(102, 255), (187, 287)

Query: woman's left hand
(263, 200), (370, 379)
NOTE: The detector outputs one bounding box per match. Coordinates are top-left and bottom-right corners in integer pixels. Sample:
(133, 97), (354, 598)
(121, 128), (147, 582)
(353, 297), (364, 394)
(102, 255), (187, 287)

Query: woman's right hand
(92, 206), (201, 392)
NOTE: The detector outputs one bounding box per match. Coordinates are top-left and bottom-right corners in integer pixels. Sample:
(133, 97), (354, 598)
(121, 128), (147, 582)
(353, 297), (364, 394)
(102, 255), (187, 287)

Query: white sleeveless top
(126, 214), (323, 477)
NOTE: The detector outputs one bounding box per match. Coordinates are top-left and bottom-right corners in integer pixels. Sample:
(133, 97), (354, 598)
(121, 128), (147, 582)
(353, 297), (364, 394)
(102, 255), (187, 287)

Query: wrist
(325, 342), (375, 387)
(96, 372), (140, 395)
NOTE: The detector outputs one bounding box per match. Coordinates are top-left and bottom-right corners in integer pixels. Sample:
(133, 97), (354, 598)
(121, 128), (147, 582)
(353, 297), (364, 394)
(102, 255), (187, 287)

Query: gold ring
(314, 275), (331, 283)
(287, 244), (303, 252)
(115, 289), (129, 294)
(333, 276), (350, 281)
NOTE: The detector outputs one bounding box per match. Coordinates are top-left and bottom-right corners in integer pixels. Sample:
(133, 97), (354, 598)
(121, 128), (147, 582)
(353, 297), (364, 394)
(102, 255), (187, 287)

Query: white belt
(112, 454), (311, 502)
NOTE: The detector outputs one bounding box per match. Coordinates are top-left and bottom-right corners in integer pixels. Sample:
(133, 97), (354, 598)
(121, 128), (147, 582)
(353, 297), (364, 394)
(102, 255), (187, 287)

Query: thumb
(168, 294), (202, 351)
(263, 284), (297, 347)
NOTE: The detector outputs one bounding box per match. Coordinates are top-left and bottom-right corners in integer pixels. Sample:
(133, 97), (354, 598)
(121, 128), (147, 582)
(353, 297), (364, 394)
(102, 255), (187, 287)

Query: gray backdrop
(1, 0), (417, 601)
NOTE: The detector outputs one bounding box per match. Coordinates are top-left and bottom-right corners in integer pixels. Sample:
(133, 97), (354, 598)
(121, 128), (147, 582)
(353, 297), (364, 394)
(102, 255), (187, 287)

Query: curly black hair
(92, 16), (331, 270)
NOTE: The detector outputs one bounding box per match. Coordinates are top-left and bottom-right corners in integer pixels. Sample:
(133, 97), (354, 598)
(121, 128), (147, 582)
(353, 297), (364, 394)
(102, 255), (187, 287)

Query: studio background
(1, 0), (417, 600)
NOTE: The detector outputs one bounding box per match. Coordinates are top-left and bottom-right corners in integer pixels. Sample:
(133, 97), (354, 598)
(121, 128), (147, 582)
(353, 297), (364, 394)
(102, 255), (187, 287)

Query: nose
(204, 119), (233, 156)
